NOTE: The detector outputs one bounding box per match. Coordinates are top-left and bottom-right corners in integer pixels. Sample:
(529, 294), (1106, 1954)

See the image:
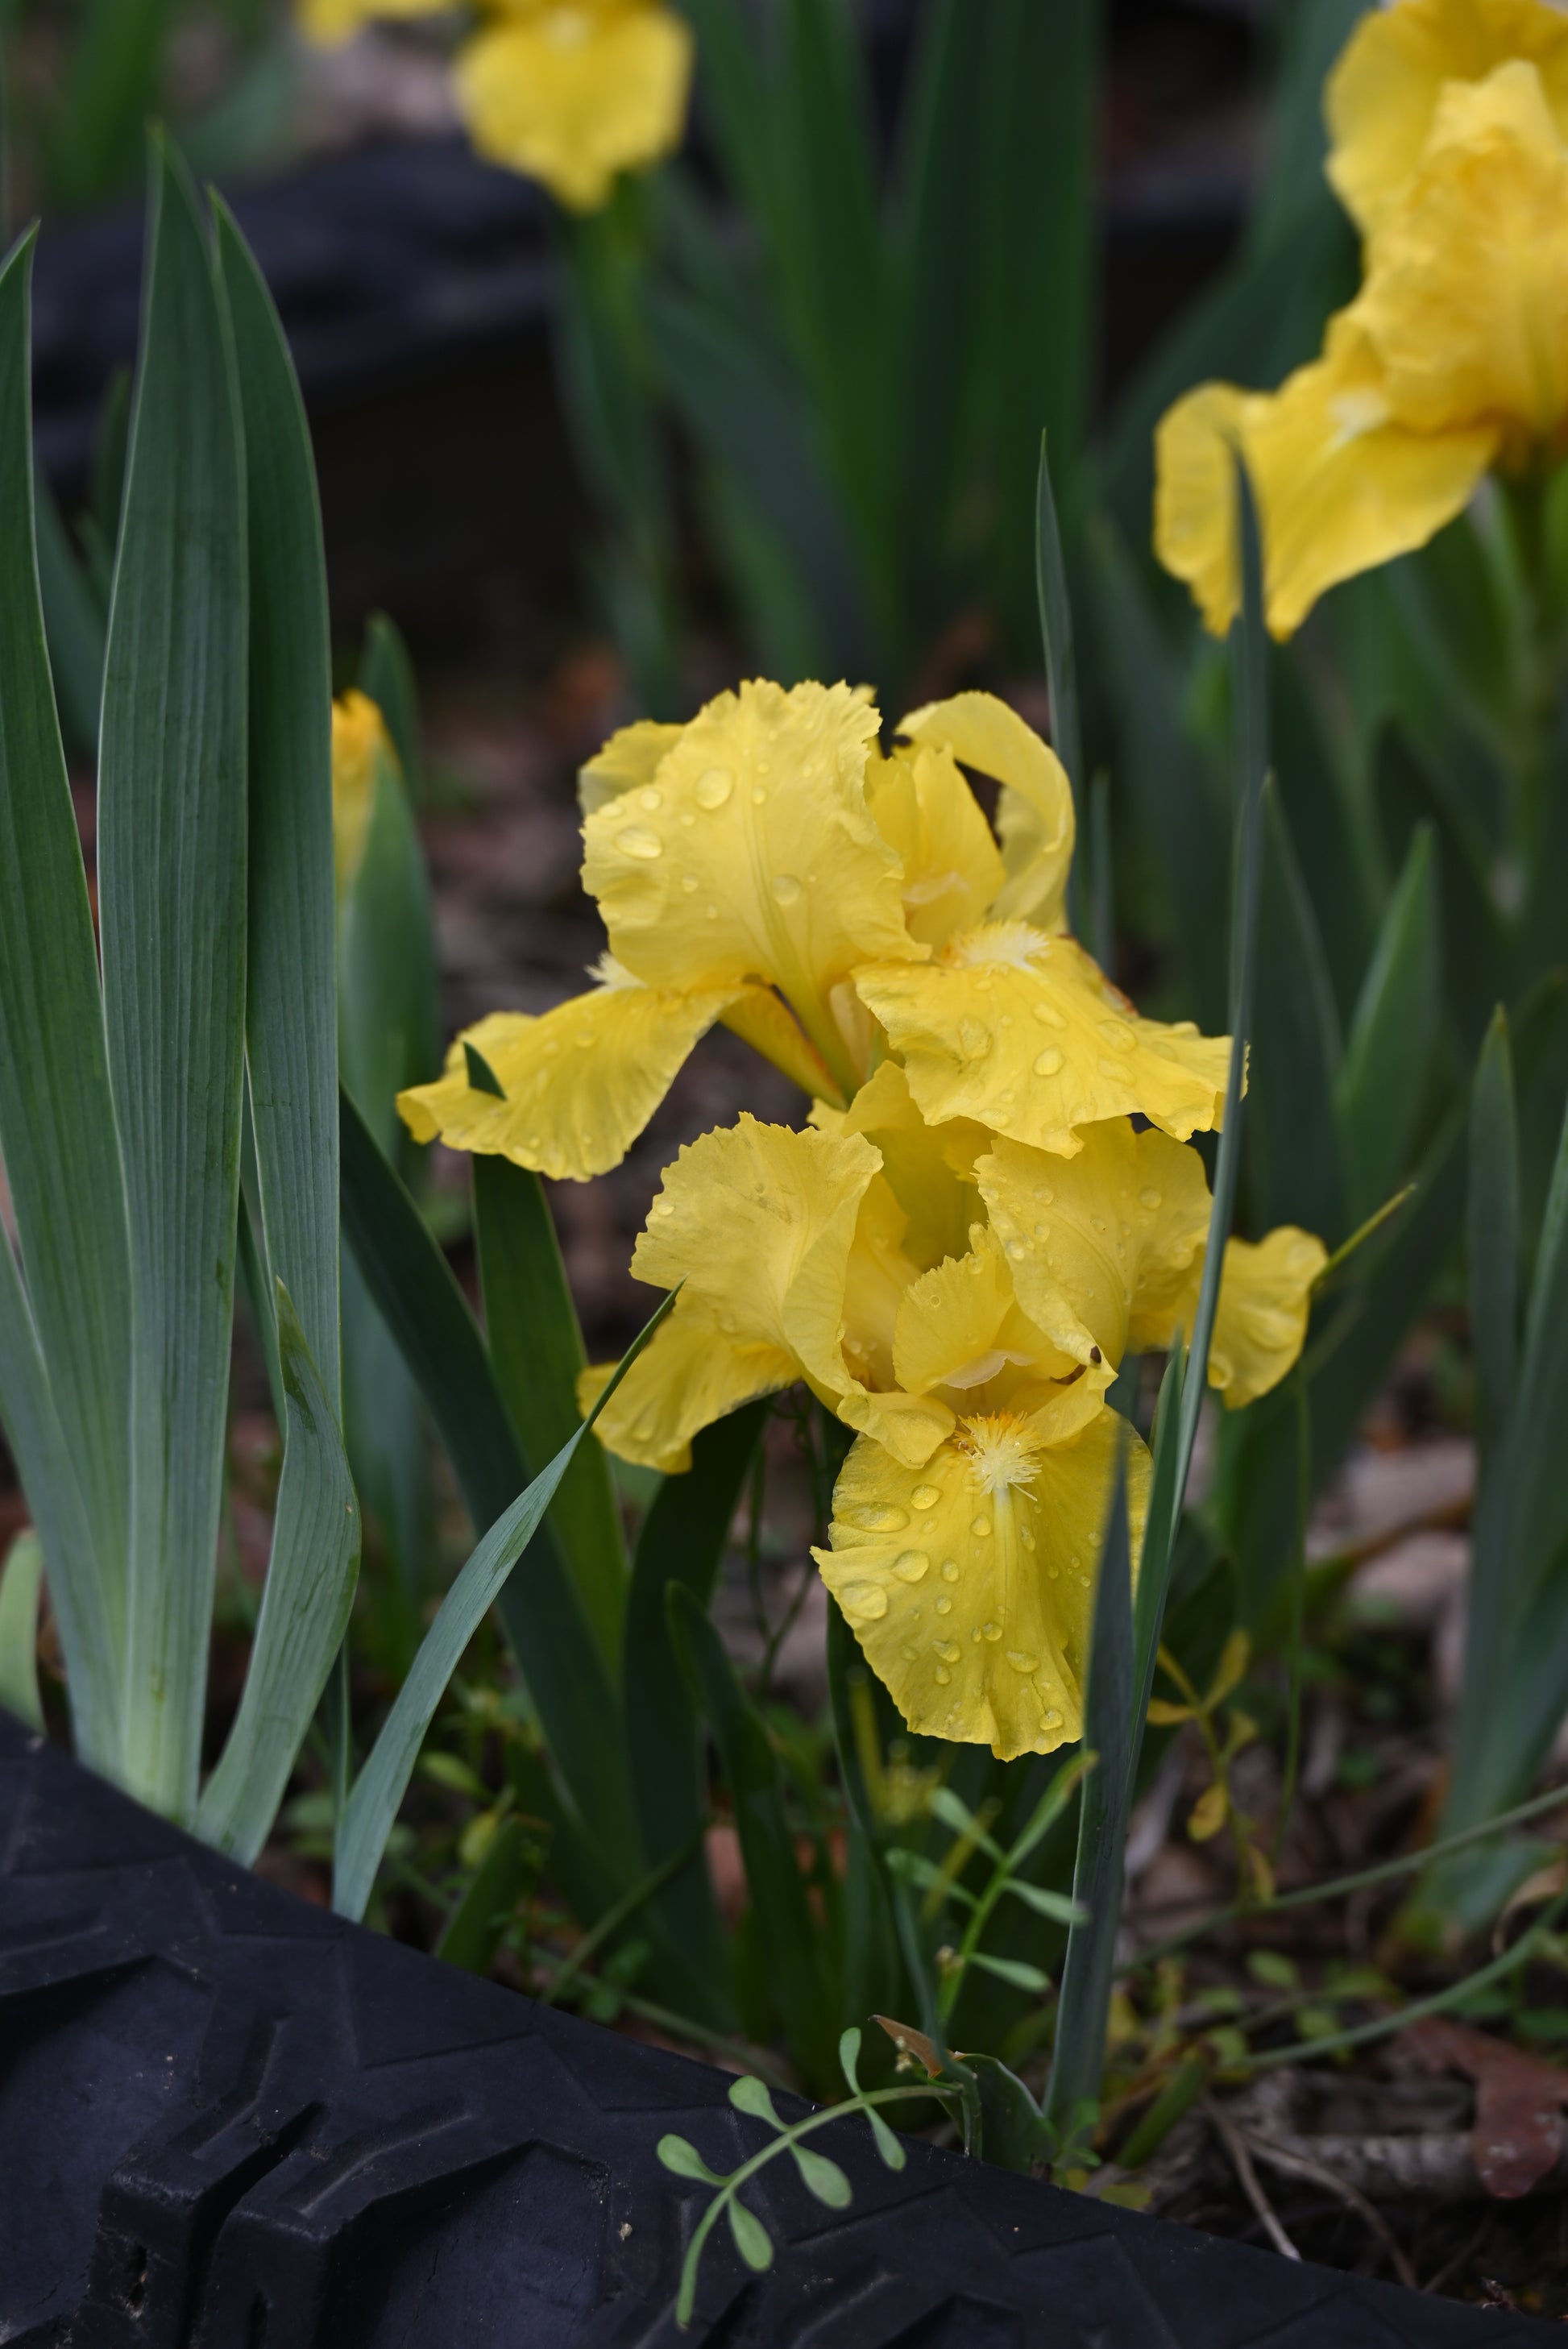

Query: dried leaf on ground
(1405, 2016), (1568, 2198)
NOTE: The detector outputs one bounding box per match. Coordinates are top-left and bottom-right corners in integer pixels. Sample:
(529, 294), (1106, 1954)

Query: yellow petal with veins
(718, 986), (841, 1105)
(579, 719), (684, 817)
(1325, 0), (1568, 236)
(815, 1409), (1149, 1762)
(857, 925), (1230, 1154)
(583, 679), (919, 1085)
(1154, 315), (1496, 640)
(630, 1114), (878, 1378)
(899, 691), (1075, 932)
(396, 972), (740, 1180)
(454, 2), (693, 214)
(1133, 1223), (1325, 1407)
(978, 1123), (1213, 1368)
(839, 1060), (989, 1272)
(891, 1226), (1093, 1398)
(1358, 62), (1568, 447)
(579, 1308), (790, 1472)
(1208, 1227), (1327, 1408)
(864, 736), (1004, 948)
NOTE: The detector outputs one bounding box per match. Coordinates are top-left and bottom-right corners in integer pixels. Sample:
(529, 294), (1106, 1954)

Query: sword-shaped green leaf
(214, 201), (340, 1404)
(99, 144), (249, 1821)
(197, 1285), (360, 1862)
(0, 232), (131, 1693)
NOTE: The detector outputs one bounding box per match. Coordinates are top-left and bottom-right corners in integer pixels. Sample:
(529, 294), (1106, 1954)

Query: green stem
(678, 2082), (961, 2326)
(1132, 1782), (1568, 1969)
(1246, 1895), (1567, 2076)
(539, 1830), (701, 2007)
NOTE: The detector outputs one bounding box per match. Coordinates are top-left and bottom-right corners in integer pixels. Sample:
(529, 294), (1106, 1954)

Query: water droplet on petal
(616, 824), (662, 861)
(772, 873), (803, 907)
(1033, 1001), (1066, 1029)
(1007, 1650), (1039, 1673)
(695, 766), (733, 809)
(639, 786), (663, 811)
(935, 1666), (952, 1686)
(941, 1559), (960, 1582)
(1034, 1048), (1064, 1077)
(935, 1640), (960, 1665)
(651, 1197), (674, 1218)
(1139, 1187), (1163, 1210)
(848, 1504), (908, 1533)
(892, 1549), (929, 1583)
(971, 1515), (991, 1538)
(842, 1581), (888, 1620)
(935, 1596), (952, 1616)
(911, 1484), (940, 1511)
(1006, 1239), (1026, 1261)
(982, 1621), (1002, 1642)
(959, 1018), (992, 1061)
(1044, 1706), (1063, 1729)
(681, 874), (699, 893)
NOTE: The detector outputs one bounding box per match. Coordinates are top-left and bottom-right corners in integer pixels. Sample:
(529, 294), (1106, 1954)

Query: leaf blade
(98, 145), (249, 1820)
(196, 1285), (360, 1862)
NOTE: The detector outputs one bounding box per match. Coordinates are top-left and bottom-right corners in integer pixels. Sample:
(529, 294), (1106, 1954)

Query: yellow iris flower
(1155, 0), (1568, 637)
(397, 680), (1231, 1179)
(585, 1070), (1323, 1761)
(330, 689), (392, 896)
(295, 0), (691, 214)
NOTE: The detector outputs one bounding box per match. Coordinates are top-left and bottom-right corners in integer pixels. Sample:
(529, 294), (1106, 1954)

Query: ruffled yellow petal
(899, 692), (1075, 932)
(579, 1304), (792, 1472)
(454, 2), (693, 213)
(295, 0), (446, 48)
(1154, 322), (1497, 639)
(582, 679), (919, 1087)
(578, 718), (684, 817)
(330, 689), (392, 895)
(864, 736), (1004, 948)
(631, 1111), (877, 1397)
(815, 1409), (1149, 1762)
(1358, 62), (1568, 446)
(396, 973), (739, 1180)
(890, 1226), (1091, 1402)
(1326, 0), (1568, 236)
(978, 1124), (1212, 1369)
(839, 1059), (988, 1272)
(1128, 1222), (1325, 1409)
(1208, 1227), (1327, 1409)
(857, 926), (1230, 1156)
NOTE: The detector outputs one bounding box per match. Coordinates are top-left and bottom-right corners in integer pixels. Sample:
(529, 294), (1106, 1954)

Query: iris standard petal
(1155, 319), (1497, 639)
(815, 1408), (1150, 1762)
(899, 691), (1076, 932)
(1326, 0), (1568, 236)
(582, 679), (918, 1083)
(578, 718), (684, 816)
(454, 2), (694, 213)
(857, 926), (1230, 1155)
(396, 974), (740, 1180)
(978, 1123), (1213, 1368)
(1359, 62), (1568, 447)
(864, 736), (1005, 948)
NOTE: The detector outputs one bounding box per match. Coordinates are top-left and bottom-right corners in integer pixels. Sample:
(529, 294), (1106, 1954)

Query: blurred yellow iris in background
(296, 0), (691, 212)
(1156, 0), (1568, 637)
